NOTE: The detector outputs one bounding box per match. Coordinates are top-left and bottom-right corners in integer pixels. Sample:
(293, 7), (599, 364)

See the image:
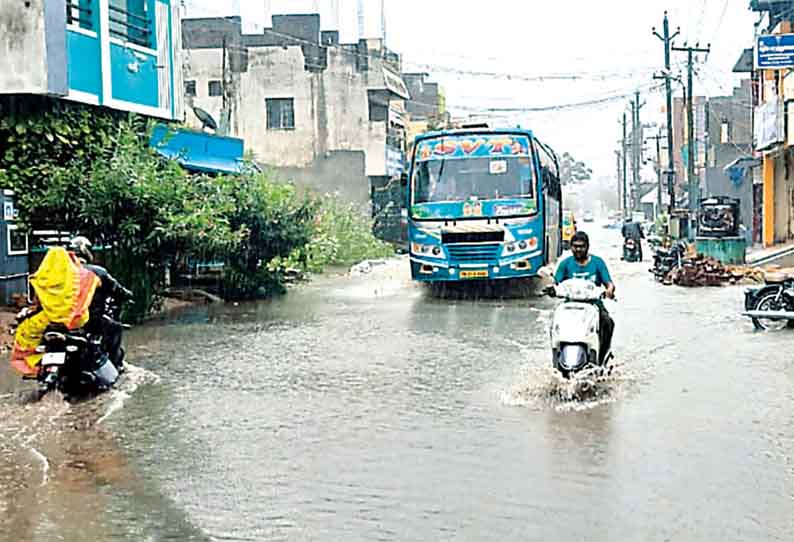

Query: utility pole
(653, 12), (680, 216)
(631, 91), (646, 213)
(672, 42), (711, 230)
(615, 150), (623, 213)
(622, 112), (628, 217)
(646, 132), (665, 219)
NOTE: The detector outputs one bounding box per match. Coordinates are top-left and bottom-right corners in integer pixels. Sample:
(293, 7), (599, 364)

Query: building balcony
(0, 0), (182, 121)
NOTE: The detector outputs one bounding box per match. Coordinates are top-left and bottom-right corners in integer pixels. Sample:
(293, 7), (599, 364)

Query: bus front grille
(441, 230), (504, 244)
(446, 244), (501, 263)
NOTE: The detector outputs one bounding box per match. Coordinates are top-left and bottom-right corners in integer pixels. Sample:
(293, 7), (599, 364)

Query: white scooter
(547, 278), (614, 378)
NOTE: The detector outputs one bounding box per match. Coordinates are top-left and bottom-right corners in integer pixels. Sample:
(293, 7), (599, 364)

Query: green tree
(559, 152), (593, 185)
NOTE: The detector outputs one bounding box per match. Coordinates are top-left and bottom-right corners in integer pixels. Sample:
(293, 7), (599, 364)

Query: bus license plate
(460, 270), (489, 279)
(42, 352), (66, 366)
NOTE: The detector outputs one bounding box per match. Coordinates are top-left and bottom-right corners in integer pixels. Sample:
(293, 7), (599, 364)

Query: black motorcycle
(622, 237), (641, 262)
(22, 294), (132, 402)
(651, 240), (687, 282)
(744, 277), (794, 331)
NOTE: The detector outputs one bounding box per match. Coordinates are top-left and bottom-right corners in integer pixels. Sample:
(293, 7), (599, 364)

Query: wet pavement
(1, 226), (792, 542)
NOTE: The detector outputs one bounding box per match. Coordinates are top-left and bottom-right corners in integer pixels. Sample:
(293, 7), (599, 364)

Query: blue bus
(407, 128), (563, 282)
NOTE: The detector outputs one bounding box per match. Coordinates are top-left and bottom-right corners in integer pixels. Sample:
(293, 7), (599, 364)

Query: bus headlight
(432, 246), (442, 256)
(503, 238), (538, 256)
(411, 242), (430, 254)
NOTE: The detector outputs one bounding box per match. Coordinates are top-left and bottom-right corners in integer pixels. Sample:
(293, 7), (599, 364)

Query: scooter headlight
(559, 345), (587, 370)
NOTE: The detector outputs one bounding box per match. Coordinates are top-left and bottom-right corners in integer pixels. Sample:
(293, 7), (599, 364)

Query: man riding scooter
(553, 231), (616, 364)
(621, 217), (644, 261)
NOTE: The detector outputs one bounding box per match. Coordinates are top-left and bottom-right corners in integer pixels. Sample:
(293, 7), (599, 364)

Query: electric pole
(672, 42), (711, 227)
(653, 12), (680, 216)
(646, 132), (665, 219)
(615, 149), (623, 213)
(631, 91), (646, 213)
(622, 112), (628, 218)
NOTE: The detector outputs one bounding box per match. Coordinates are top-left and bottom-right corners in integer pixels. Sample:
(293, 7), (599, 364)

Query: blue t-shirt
(554, 255), (613, 286)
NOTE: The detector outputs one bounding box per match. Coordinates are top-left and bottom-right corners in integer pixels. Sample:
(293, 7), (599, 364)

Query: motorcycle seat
(44, 330), (88, 344)
(765, 272), (789, 284)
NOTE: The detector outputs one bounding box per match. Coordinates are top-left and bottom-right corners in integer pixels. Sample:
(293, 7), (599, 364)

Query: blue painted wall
(67, 31), (102, 98)
(109, 43), (159, 107)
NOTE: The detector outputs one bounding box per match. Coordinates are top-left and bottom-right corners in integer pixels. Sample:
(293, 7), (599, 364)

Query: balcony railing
(65, 1), (152, 48)
(108, 3), (152, 48)
(66, 0), (94, 31)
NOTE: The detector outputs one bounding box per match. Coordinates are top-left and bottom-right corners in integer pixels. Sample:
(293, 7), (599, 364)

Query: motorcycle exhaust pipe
(743, 310), (794, 320)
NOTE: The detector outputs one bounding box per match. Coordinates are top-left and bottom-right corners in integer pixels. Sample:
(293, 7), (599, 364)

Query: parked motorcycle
(651, 240), (687, 282)
(622, 237), (641, 262)
(547, 279), (614, 379)
(20, 293), (132, 402)
(743, 276), (794, 331)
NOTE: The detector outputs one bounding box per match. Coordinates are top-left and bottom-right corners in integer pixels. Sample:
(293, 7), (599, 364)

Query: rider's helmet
(68, 236), (93, 264)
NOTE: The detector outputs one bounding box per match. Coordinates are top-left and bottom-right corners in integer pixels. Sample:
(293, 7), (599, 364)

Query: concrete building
(402, 72), (448, 146)
(181, 14), (409, 206)
(1, 0), (184, 120)
(702, 80), (755, 243)
(732, 1), (794, 248)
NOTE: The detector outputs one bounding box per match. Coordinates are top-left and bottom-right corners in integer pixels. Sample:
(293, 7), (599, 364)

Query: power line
(203, 25), (684, 87)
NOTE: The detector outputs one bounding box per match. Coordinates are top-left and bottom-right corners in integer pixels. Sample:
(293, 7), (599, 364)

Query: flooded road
(1, 226), (792, 541)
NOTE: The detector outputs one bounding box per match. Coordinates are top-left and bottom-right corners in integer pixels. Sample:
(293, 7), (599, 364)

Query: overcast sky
(185, 0), (757, 179)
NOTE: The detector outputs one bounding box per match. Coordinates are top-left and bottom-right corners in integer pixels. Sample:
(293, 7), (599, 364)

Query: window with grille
(66, 0), (94, 31)
(266, 98), (295, 130)
(185, 80), (197, 97)
(208, 81), (223, 97)
(108, 0), (151, 48)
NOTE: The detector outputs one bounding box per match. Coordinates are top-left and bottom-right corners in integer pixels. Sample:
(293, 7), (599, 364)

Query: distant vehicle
(583, 210), (595, 222)
(562, 210), (577, 249)
(622, 237), (641, 262)
(407, 128), (564, 283)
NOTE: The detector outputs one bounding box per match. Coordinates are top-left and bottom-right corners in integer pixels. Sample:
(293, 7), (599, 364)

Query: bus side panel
(546, 195), (561, 263)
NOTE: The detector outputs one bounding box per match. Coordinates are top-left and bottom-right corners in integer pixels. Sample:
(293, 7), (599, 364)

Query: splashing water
(96, 363), (160, 425)
(501, 359), (636, 412)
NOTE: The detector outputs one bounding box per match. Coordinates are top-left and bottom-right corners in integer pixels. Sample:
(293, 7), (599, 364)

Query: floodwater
(1, 227), (792, 541)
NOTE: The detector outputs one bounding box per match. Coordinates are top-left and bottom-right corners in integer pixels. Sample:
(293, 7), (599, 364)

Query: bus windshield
(412, 156), (534, 204)
(410, 134), (536, 218)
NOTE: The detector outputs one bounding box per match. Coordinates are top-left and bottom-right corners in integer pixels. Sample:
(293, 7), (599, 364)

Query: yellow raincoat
(10, 247), (100, 375)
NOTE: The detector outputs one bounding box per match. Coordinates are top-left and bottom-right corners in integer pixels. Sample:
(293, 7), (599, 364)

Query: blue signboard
(756, 34), (794, 69)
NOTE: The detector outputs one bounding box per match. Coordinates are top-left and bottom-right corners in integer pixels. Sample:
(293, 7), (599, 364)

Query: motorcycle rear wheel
(751, 292), (794, 331)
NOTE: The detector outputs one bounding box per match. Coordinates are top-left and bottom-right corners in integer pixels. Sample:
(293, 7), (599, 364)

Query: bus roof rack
(458, 123), (490, 129)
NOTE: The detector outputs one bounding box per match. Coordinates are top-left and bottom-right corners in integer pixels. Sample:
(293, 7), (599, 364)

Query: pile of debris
(667, 255), (733, 287)
(656, 252), (767, 287)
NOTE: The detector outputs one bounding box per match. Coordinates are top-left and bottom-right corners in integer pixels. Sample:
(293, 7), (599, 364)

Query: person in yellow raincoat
(10, 247), (100, 376)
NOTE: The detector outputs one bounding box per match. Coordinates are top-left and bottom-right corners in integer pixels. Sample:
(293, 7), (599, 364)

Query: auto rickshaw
(562, 210), (577, 249)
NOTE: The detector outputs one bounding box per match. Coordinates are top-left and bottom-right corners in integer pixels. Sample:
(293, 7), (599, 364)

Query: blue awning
(150, 125), (246, 175)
